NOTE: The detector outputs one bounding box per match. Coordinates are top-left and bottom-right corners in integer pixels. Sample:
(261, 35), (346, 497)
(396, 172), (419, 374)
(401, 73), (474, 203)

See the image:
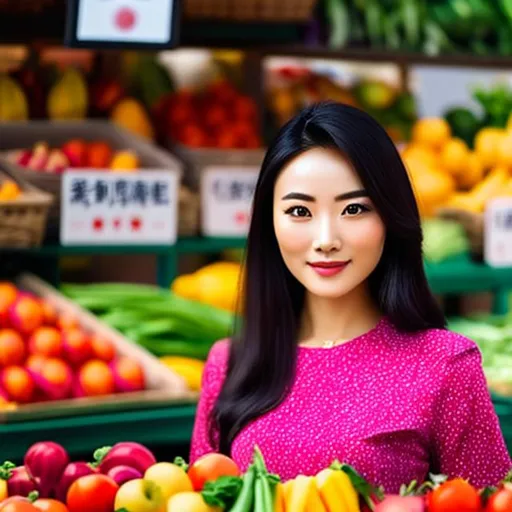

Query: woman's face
(273, 147), (386, 300)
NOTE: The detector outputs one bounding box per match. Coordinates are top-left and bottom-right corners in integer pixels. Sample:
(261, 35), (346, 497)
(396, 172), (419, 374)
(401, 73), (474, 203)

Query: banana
(0, 74), (28, 121)
(47, 68), (88, 120)
(159, 356), (205, 391)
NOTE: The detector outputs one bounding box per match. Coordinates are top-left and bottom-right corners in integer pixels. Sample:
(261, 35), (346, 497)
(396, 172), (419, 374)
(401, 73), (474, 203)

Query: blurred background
(0, 0), (511, 467)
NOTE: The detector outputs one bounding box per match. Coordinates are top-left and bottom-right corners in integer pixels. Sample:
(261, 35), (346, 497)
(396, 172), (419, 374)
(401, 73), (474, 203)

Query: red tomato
(485, 484), (512, 512)
(66, 474), (118, 512)
(188, 453), (241, 491)
(33, 500), (69, 512)
(428, 479), (481, 512)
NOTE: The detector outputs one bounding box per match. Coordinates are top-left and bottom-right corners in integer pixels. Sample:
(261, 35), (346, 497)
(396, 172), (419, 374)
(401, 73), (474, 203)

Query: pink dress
(190, 317), (511, 492)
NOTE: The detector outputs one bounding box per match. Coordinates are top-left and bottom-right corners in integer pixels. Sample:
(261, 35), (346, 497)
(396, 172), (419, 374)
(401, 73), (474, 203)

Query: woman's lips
(307, 261), (350, 277)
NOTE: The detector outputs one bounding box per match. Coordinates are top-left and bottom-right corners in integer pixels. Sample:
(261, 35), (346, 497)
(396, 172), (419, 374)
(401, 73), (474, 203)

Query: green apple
(144, 462), (193, 501)
(114, 478), (165, 512)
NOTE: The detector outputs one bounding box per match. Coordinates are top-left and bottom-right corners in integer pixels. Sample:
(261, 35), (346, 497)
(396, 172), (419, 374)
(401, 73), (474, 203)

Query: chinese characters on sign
(201, 167), (259, 236)
(61, 171), (179, 245)
(484, 197), (512, 267)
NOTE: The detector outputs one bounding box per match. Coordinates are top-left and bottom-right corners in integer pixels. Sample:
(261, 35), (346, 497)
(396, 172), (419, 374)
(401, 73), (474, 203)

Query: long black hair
(211, 101), (446, 455)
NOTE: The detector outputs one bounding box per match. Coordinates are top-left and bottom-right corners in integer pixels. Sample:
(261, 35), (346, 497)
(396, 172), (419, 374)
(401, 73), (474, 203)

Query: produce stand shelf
(0, 404), (198, 463)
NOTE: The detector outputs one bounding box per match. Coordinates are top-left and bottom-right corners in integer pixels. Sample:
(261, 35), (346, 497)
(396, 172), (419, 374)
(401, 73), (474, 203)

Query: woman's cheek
(275, 219), (312, 253)
(345, 217), (385, 250)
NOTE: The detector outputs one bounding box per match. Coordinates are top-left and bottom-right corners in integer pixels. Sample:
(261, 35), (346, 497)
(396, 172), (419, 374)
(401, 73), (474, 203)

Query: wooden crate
(0, 274), (197, 424)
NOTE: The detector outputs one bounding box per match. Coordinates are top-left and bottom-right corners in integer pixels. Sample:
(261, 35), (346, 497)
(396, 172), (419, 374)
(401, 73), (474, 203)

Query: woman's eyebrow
(281, 189), (368, 202)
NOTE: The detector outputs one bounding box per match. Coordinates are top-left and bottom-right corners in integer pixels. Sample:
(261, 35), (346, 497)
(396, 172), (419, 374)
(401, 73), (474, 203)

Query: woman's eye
(285, 206), (311, 218)
(342, 203), (370, 216)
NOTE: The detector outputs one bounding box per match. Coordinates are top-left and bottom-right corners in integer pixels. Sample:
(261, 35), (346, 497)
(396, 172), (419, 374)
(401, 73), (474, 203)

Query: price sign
(65, 0), (180, 49)
(201, 167), (259, 237)
(484, 197), (512, 267)
(61, 171), (179, 245)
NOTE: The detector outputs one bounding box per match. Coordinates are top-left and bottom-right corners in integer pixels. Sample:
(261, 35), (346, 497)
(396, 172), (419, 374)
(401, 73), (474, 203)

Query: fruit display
(152, 81), (262, 149)
(265, 63), (416, 143)
(61, 282), (234, 360)
(5, 140), (141, 174)
(0, 181), (22, 202)
(0, 440), (510, 512)
(401, 112), (512, 218)
(171, 261), (243, 314)
(0, 281), (148, 408)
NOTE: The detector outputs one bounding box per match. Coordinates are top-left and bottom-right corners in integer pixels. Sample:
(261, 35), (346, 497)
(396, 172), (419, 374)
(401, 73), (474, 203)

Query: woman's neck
(298, 284), (382, 347)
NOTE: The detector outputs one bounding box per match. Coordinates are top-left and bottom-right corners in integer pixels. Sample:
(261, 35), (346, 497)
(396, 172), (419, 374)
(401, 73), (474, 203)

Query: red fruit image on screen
(114, 7), (137, 31)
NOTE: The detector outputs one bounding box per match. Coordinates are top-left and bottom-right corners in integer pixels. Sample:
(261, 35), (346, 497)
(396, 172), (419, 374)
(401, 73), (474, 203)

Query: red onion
(106, 465), (142, 486)
(55, 461), (98, 502)
(7, 466), (38, 497)
(97, 442), (156, 474)
(24, 441), (69, 498)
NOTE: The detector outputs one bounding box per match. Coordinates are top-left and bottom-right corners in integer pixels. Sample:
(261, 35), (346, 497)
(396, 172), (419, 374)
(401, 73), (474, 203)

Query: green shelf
(0, 404), (197, 462)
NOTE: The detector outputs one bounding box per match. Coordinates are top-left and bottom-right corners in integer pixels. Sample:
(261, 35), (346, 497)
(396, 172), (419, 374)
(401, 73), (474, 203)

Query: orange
(412, 118), (451, 150)
(28, 327), (63, 358)
(39, 358), (72, 387)
(0, 283), (18, 309)
(62, 328), (92, 366)
(458, 152), (485, 190)
(78, 360), (115, 396)
(112, 357), (145, 391)
(56, 314), (79, 331)
(41, 301), (57, 326)
(25, 354), (48, 374)
(110, 150), (139, 172)
(440, 138), (470, 177)
(8, 296), (44, 335)
(2, 366), (34, 403)
(0, 181), (21, 201)
(33, 499), (69, 512)
(90, 334), (116, 362)
(474, 127), (505, 169)
(0, 329), (25, 366)
(401, 144), (438, 169)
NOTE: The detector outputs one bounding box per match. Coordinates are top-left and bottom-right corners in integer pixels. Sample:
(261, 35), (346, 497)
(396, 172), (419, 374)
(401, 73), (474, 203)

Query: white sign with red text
(76, 0), (175, 44)
(61, 171), (179, 245)
(484, 197), (512, 267)
(200, 167), (259, 237)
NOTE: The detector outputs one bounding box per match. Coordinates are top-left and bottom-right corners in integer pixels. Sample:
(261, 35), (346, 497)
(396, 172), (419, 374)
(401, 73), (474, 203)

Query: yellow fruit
(167, 492), (220, 512)
(458, 152), (484, 190)
(110, 150), (140, 171)
(144, 462), (193, 502)
(0, 181), (21, 201)
(401, 144), (438, 169)
(440, 138), (470, 177)
(316, 469), (359, 512)
(474, 128), (506, 169)
(409, 168), (456, 218)
(468, 165), (509, 211)
(497, 132), (512, 168)
(111, 98), (155, 140)
(159, 357), (205, 391)
(412, 118), (451, 150)
(195, 266), (241, 312)
(47, 68), (88, 120)
(0, 74), (29, 121)
(171, 274), (200, 301)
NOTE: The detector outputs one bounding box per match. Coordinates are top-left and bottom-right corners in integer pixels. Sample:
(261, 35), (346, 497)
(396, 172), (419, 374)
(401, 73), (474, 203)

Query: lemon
(440, 138), (470, 177)
(474, 127), (506, 169)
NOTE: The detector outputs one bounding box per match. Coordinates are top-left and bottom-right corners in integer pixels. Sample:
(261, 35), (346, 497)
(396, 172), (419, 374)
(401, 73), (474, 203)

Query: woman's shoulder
(386, 321), (479, 360)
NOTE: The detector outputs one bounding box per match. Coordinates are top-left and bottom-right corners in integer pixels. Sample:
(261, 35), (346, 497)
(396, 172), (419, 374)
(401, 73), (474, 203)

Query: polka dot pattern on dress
(189, 317), (512, 493)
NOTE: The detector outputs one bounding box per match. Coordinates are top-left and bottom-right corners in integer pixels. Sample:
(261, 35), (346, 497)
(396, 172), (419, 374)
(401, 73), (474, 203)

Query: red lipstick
(307, 261), (349, 277)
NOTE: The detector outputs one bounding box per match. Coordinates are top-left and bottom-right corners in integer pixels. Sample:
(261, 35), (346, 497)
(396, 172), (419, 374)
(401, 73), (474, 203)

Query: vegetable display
(0, 441), (510, 512)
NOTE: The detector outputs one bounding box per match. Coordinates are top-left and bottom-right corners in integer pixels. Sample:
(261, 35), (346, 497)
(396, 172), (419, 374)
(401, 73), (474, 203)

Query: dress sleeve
(431, 345), (511, 486)
(189, 340), (230, 463)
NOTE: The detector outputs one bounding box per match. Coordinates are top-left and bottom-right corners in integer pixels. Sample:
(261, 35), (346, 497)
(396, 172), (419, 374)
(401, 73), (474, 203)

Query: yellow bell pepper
(287, 475), (316, 512)
(316, 468), (360, 512)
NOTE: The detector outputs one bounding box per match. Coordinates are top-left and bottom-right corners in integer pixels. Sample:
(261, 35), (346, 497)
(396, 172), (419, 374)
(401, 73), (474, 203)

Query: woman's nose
(313, 218), (342, 253)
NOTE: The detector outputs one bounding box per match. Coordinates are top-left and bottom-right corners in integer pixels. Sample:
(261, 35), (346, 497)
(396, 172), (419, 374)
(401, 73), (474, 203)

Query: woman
(190, 102), (511, 492)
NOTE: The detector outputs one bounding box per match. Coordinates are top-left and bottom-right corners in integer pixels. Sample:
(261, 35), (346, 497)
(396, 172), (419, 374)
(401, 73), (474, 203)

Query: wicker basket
(183, 0), (318, 22)
(0, 163), (53, 248)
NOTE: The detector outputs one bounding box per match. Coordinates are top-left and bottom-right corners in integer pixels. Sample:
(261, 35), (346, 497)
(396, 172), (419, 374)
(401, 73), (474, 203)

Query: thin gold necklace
(322, 338), (344, 349)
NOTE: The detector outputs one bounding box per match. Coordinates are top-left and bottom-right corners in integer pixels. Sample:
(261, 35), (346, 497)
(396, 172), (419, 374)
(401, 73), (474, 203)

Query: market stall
(0, 0), (511, 510)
